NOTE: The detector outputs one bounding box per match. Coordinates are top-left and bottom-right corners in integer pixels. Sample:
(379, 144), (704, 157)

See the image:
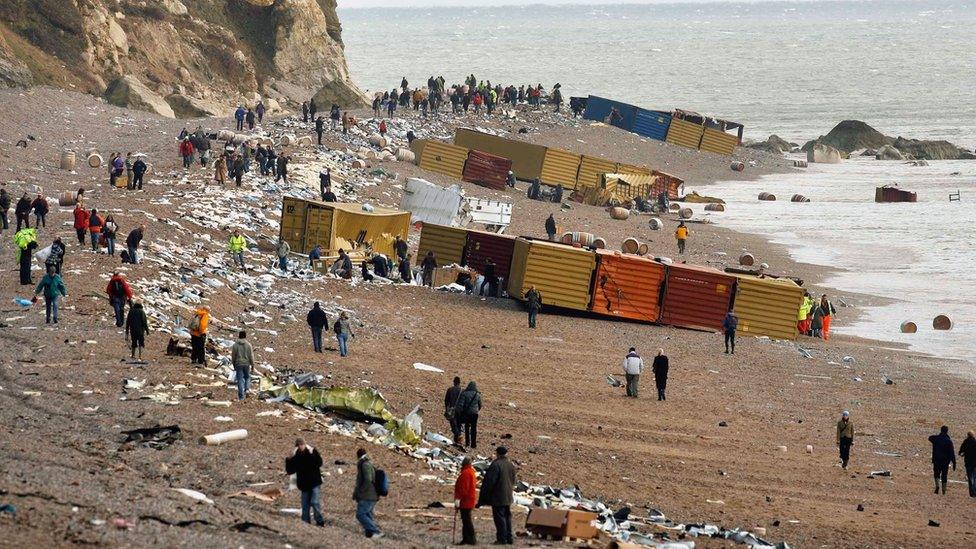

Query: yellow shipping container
(732, 276), (805, 340)
(577, 155), (618, 190)
(279, 198), (410, 258)
(409, 139), (429, 164)
(615, 162), (653, 176)
(454, 128), (547, 181)
(419, 141), (469, 179)
(666, 118), (705, 150)
(417, 223), (467, 266)
(699, 127), (739, 156)
(540, 148), (582, 188)
(508, 239), (596, 311)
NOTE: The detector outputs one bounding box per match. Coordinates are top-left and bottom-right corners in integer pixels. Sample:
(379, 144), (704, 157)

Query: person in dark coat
(125, 301), (150, 359)
(301, 101), (309, 123)
(394, 235), (408, 262)
(309, 98), (318, 121)
(31, 194), (49, 228)
(477, 446), (517, 545)
(454, 381), (481, 449)
(398, 253), (412, 283)
(285, 438), (325, 527)
(370, 253), (388, 278)
(15, 193), (31, 230)
(353, 448), (382, 538)
(319, 169), (332, 200)
(652, 349), (669, 401)
(479, 258), (497, 297)
(0, 187), (10, 231)
(18, 231), (38, 285)
(46, 237), (65, 275)
(275, 155), (289, 184)
(960, 430), (976, 498)
(525, 285), (542, 328)
(315, 116), (325, 145)
(306, 302), (329, 353)
(723, 311), (738, 354)
(421, 251), (437, 287)
(444, 376), (463, 445)
(245, 108), (255, 130)
(929, 426), (956, 495)
(131, 157), (148, 189)
(126, 225), (145, 264)
(360, 261), (373, 282)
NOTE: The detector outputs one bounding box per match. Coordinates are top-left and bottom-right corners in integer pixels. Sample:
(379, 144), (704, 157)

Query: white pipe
(200, 429), (248, 445)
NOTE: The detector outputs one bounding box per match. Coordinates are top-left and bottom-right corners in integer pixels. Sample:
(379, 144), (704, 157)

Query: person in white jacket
(622, 348), (643, 398)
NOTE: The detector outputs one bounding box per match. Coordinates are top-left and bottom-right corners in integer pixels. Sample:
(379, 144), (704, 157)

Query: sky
(337, 0), (796, 8)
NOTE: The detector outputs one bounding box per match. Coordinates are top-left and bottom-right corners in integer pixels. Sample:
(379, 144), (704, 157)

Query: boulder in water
(806, 143), (842, 164)
(804, 120), (891, 154)
(746, 134), (795, 154)
(875, 145), (904, 161)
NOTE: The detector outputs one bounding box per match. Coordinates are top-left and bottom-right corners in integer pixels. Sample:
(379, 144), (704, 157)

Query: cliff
(0, 0), (366, 118)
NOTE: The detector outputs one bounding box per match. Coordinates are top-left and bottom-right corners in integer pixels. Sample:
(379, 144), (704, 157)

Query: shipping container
(699, 127), (740, 156)
(633, 109), (673, 141)
(464, 229), (517, 283)
(600, 172), (681, 204)
(417, 223), (467, 266)
(400, 177), (464, 227)
(666, 117), (706, 150)
(462, 150), (512, 190)
(540, 147), (582, 188)
(577, 155), (619, 191)
(582, 95), (639, 131)
(732, 276), (804, 340)
(652, 170), (684, 197)
(419, 140), (469, 179)
(507, 239), (596, 311)
(590, 250), (666, 322)
(409, 139), (428, 164)
(615, 163), (653, 176)
(875, 186), (917, 203)
(279, 198), (409, 258)
(454, 128), (547, 181)
(659, 263), (735, 332)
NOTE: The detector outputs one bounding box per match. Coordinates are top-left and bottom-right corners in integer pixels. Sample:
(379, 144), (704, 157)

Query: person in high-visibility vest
(228, 229), (247, 273)
(14, 227), (38, 285)
(674, 222), (689, 254)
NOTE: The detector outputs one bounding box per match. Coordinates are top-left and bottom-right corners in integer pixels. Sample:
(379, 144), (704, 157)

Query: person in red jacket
(73, 204), (90, 245)
(179, 139), (195, 169)
(106, 271), (134, 328)
(454, 457), (478, 545)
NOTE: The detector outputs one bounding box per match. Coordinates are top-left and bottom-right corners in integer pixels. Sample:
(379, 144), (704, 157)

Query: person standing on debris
(478, 446), (517, 545)
(378, 119), (387, 137)
(545, 213), (557, 241)
(810, 300), (825, 339)
(315, 115), (325, 145)
(198, 135), (211, 168)
(0, 187), (10, 232)
(275, 154), (289, 185)
(126, 224), (145, 265)
(622, 347), (643, 398)
(306, 302), (329, 353)
(229, 229), (248, 272)
(231, 330), (254, 400)
(132, 155), (147, 190)
(125, 300), (149, 360)
(353, 448), (383, 538)
(334, 311), (353, 357)
(276, 238), (291, 271)
(31, 193), (48, 229)
(319, 169), (332, 201)
(286, 438), (326, 527)
(106, 271), (133, 328)
(189, 305), (210, 365)
(235, 105), (246, 131)
(506, 171), (516, 189)
(245, 108), (256, 131)
(88, 208), (103, 252)
(399, 253), (413, 283)
(386, 94), (396, 118)
(960, 430), (976, 498)
(652, 349), (669, 401)
(34, 265), (67, 324)
(454, 381), (482, 449)
(723, 310), (738, 354)
(232, 154), (245, 187)
(394, 235), (408, 263)
(15, 227), (38, 285)
(46, 236), (65, 275)
(444, 376), (463, 445)
(179, 138), (195, 169)
(110, 153), (125, 187)
(302, 101), (309, 123)
(255, 101), (266, 124)
(360, 260), (374, 282)
(421, 251), (437, 287)
(525, 285), (543, 328)
(370, 253), (389, 279)
(836, 410), (854, 469)
(330, 103), (341, 129)
(15, 192), (32, 230)
(454, 456), (478, 545)
(102, 214), (118, 256)
(478, 258), (497, 297)
(214, 153), (228, 186)
(820, 294), (837, 341)
(675, 221), (689, 254)
(929, 426), (956, 495)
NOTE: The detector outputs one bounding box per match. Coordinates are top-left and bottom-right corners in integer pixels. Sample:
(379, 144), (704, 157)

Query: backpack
(188, 314), (201, 332)
(333, 319), (342, 335)
(373, 468), (389, 497)
(110, 279), (125, 298)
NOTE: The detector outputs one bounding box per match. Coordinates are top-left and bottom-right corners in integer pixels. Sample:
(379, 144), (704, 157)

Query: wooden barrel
(739, 253), (755, 266)
(87, 153), (102, 168)
(396, 148), (416, 163)
(669, 203), (680, 211)
(704, 203), (725, 212)
(730, 161), (745, 172)
(678, 207), (693, 219)
(933, 315), (952, 330)
(609, 207), (629, 220)
(60, 151), (76, 171)
(648, 218), (663, 230)
(58, 191), (77, 207)
(351, 159), (367, 169)
(791, 194), (810, 203)
(900, 321), (918, 334)
(297, 136), (313, 146)
(368, 134), (389, 148)
(593, 237), (607, 249)
(758, 192), (776, 201)
(793, 159), (808, 168)
(280, 134), (295, 146)
(621, 237), (640, 254)
(561, 232), (596, 247)
(637, 243), (649, 256)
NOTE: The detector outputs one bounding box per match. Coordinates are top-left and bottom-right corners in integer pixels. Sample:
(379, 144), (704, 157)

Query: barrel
(704, 203), (725, 212)
(58, 191), (77, 207)
(297, 136), (313, 147)
(678, 207), (693, 219)
(758, 192), (776, 201)
(791, 194), (810, 203)
(368, 134), (389, 148)
(593, 237), (607, 249)
(933, 315), (952, 330)
(648, 218), (663, 230)
(396, 148), (416, 163)
(621, 237), (640, 254)
(730, 161), (745, 172)
(87, 153), (103, 168)
(609, 207), (629, 220)
(900, 321), (918, 334)
(351, 159), (367, 169)
(560, 232), (597, 247)
(669, 203), (680, 211)
(280, 134), (295, 146)
(637, 243), (649, 256)
(739, 253), (755, 266)
(60, 151), (76, 171)
(793, 159), (808, 168)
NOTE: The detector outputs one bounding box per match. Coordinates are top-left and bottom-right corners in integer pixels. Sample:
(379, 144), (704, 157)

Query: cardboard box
(525, 508), (599, 540)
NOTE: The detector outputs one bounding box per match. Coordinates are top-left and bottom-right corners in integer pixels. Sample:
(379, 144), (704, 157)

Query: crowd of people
(372, 75), (564, 120)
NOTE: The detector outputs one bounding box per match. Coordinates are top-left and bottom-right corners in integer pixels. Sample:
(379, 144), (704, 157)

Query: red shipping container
(465, 229), (517, 282)
(659, 263), (734, 332)
(590, 250), (666, 323)
(463, 150), (512, 191)
(651, 170), (684, 200)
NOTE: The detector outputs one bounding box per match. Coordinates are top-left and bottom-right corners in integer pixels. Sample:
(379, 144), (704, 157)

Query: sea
(340, 1), (976, 363)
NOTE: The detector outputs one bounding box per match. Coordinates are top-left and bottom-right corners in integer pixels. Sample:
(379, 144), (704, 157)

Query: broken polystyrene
(172, 488), (215, 505)
(412, 362), (444, 373)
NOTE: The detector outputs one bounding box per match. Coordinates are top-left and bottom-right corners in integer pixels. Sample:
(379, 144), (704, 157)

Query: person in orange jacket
(453, 457), (478, 545)
(88, 208), (103, 252)
(189, 306), (210, 365)
(106, 271), (134, 328)
(73, 204), (90, 245)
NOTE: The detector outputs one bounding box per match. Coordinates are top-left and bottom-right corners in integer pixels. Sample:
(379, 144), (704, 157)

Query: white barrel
(648, 218), (663, 230)
(637, 243), (649, 256)
(678, 207), (693, 219)
(758, 192), (777, 201)
(730, 161), (745, 172)
(704, 203), (725, 212)
(368, 134), (389, 148)
(669, 203), (680, 211)
(199, 429), (249, 446)
(87, 153), (103, 168)
(739, 253), (755, 266)
(609, 207), (629, 220)
(396, 148), (416, 163)
(900, 321), (918, 333)
(621, 237), (640, 254)
(297, 136), (313, 146)
(351, 159), (366, 169)
(60, 151), (76, 170)
(280, 134), (296, 146)
(933, 315), (952, 330)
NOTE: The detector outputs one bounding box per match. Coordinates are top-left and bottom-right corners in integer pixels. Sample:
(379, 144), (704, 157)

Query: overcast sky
(337, 0), (789, 8)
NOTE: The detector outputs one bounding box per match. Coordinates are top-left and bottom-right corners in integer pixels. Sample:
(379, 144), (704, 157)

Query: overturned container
(590, 250), (666, 323)
(732, 275), (805, 340)
(465, 229), (518, 283)
(418, 222), (467, 266)
(659, 263), (735, 332)
(508, 238), (597, 312)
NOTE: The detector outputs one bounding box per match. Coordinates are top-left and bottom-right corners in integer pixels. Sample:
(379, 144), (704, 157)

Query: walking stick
(452, 507), (458, 544)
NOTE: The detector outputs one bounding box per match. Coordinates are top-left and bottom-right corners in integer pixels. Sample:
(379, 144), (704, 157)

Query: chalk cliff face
(0, 0), (366, 118)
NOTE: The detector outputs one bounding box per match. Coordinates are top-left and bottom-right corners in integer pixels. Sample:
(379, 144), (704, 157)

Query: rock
(718, 421), (728, 427)
(857, 504), (864, 512)
(104, 75), (175, 118)
(928, 520), (940, 527)
(165, 94), (227, 118)
(804, 120), (891, 154)
(875, 144), (904, 160)
(107, 18), (129, 52)
(160, 0), (189, 15)
(0, 33), (32, 88)
(806, 142), (842, 164)
(892, 137), (970, 160)
(747, 134), (794, 154)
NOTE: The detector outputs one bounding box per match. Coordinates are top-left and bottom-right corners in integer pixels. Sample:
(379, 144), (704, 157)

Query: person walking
(88, 208), (103, 252)
(31, 194), (48, 229)
(399, 253), (413, 283)
(454, 381), (482, 449)
(353, 448), (383, 539)
(106, 271), (133, 328)
(72, 203), (89, 245)
(15, 192), (31, 231)
(245, 108), (256, 131)
(275, 154), (289, 184)
(652, 349), (669, 401)
(421, 251), (437, 287)
(454, 457), (478, 545)
(0, 187), (10, 232)
(478, 446), (517, 545)
(125, 300), (149, 360)
(545, 213), (557, 241)
(330, 104), (341, 129)
(197, 135), (211, 168)
(255, 101), (266, 124)
(235, 105), (246, 131)
(276, 238), (290, 271)
(334, 311), (353, 357)
(723, 310), (738, 354)
(837, 410), (855, 469)
(126, 225), (145, 264)
(315, 116), (324, 145)
(15, 227), (38, 285)
(309, 98), (318, 121)
(214, 154), (228, 186)
(525, 285), (543, 328)
(811, 301), (825, 339)
(960, 430), (976, 498)
(675, 221), (689, 254)
(102, 214), (118, 256)
(286, 438), (325, 527)
(444, 376), (463, 445)
(820, 294), (837, 341)
(179, 138), (195, 169)
(306, 302), (328, 353)
(189, 306), (210, 365)
(929, 426), (956, 495)
(229, 229), (248, 272)
(302, 101), (309, 123)
(622, 347), (643, 398)
(232, 154), (245, 187)
(34, 265), (67, 324)
(797, 291), (813, 336)
(231, 331), (254, 400)
(46, 237), (65, 275)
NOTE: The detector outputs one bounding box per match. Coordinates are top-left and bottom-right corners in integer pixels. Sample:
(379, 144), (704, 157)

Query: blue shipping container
(583, 95), (639, 131)
(633, 109), (672, 141)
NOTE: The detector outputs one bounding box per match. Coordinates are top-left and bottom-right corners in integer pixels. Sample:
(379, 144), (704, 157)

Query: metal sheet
(590, 250), (665, 322)
(508, 239), (596, 311)
(417, 223), (467, 266)
(732, 276), (804, 340)
(659, 263), (734, 332)
(303, 204), (335, 254)
(400, 178), (464, 226)
(577, 155), (619, 191)
(454, 128), (546, 181)
(419, 141), (468, 179)
(666, 118), (705, 150)
(699, 128), (739, 156)
(582, 95), (639, 131)
(464, 230), (517, 282)
(409, 139), (428, 164)
(633, 110), (673, 141)
(540, 148), (582, 188)
(652, 171), (684, 198)
(462, 150), (512, 190)
(280, 196), (308, 252)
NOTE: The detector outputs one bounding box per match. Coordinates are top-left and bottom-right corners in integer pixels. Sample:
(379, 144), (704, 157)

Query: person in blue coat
(234, 106), (246, 131)
(929, 425), (956, 495)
